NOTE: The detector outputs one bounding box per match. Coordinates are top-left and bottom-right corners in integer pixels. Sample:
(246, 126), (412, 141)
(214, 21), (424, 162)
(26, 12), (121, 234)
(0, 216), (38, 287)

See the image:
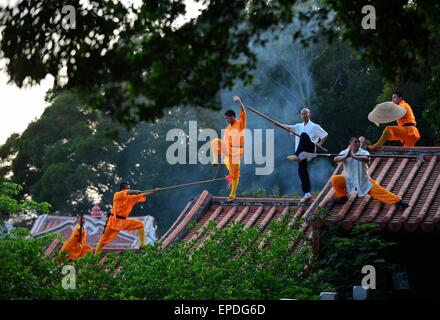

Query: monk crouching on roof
(210, 96), (247, 203)
(59, 214), (93, 260)
(328, 137), (409, 210)
(95, 182), (160, 255)
(368, 92), (420, 151)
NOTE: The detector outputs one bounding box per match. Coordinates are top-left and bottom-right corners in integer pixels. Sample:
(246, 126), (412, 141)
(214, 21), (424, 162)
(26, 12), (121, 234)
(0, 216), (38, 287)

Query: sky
(0, 70), (54, 144)
(0, 0), (203, 145)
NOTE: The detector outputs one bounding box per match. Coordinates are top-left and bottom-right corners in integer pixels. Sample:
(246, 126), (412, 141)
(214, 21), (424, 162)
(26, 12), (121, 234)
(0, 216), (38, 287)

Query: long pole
(309, 153), (423, 160)
(78, 214), (84, 244)
(143, 177), (227, 193)
(247, 106), (329, 152)
(247, 106), (300, 137)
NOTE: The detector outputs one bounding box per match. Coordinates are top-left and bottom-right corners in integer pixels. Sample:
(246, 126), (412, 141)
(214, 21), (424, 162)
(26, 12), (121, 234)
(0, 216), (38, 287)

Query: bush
(0, 225), (63, 299)
(319, 223), (397, 299)
(0, 215), (332, 300)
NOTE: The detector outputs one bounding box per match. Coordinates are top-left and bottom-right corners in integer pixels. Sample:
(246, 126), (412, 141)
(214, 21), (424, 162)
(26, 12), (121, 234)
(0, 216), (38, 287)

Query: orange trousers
(384, 126), (420, 147)
(99, 218), (144, 245)
(210, 138), (241, 179)
(330, 175), (401, 205)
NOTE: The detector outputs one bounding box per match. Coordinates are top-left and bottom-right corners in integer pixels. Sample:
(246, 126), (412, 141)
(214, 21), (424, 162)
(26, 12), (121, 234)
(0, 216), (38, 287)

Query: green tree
(311, 40), (384, 151)
(304, 0), (440, 144)
(0, 90), (222, 222)
(2, 1), (440, 135)
(0, 226), (63, 299)
(0, 0), (302, 126)
(0, 91), (122, 213)
(319, 223), (397, 299)
(0, 182), (51, 218)
(1, 216), (332, 300)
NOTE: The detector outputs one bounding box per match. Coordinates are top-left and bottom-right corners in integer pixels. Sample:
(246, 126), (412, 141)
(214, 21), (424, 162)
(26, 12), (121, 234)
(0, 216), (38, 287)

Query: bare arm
(317, 135), (328, 148)
(334, 154), (349, 163)
(278, 123), (294, 132)
(233, 96), (245, 112)
(143, 188), (161, 196)
(127, 188), (161, 196)
(334, 147), (351, 163)
(351, 154), (370, 163)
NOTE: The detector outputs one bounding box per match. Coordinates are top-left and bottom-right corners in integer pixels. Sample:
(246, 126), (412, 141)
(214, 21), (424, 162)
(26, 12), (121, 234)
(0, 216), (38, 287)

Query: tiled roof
(308, 146), (440, 232)
(161, 147), (440, 251)
(160, 190), (312, 249)
(32, 214), (158, 251)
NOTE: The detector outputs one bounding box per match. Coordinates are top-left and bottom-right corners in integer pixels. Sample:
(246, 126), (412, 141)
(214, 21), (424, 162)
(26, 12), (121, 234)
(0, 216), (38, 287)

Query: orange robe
(384, 100), (420, 147)
(59, 224), (93, 260)
(98, 190), (146, 245)
(331, 175), (400, 205)
(210, 109), (247, 179)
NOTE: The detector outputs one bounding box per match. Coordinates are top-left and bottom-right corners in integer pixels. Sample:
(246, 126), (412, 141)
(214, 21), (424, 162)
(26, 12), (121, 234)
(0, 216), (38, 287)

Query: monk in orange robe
(95, 182), (160, 255)
(210, 96), (246, 203)
(369, 92), (420, 151)
(59, 215), (93, 260)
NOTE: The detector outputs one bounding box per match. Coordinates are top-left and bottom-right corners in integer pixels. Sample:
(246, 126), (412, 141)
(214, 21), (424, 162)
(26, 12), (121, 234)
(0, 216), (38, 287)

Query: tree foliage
(0, 226), (61, 299)
(0, 182), (51, 217)
(0, 90), (219, 227)
(312, 0), (440, 143)
(0, 91), (122, 213)
(1, 0), (440, 134)
(319, 223), (397, 299)
(304, 0), (440, 82)
(0, 217), (332, 300)
(0, 0), (302, 126)
(311, 41), (385, 151)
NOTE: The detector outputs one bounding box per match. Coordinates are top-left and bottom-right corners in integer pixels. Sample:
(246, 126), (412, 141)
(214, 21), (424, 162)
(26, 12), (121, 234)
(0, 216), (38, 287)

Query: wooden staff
(143, 177), (227, 193)
(247, 106), (329, 152)
(78, 214), (84, 244)
(298, 151), (425, 162)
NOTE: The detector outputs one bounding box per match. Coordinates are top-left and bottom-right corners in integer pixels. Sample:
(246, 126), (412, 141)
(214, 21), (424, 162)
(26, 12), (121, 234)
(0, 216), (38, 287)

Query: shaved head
(300, 108), (311, 114)
(300, 108), (311, 123)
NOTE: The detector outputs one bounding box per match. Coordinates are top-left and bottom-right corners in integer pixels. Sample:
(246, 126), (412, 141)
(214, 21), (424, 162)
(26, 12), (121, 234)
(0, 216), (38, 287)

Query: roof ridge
(161, 190), (211, 248)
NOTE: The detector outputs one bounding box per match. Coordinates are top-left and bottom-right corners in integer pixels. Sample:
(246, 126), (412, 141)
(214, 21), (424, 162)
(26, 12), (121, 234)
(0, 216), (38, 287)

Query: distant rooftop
(32, 214), (157, 251)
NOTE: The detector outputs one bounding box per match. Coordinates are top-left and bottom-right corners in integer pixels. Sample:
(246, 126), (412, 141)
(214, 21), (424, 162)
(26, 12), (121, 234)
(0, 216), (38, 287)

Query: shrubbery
(1, 217), (332, 300)
(319, 223), (397, 299)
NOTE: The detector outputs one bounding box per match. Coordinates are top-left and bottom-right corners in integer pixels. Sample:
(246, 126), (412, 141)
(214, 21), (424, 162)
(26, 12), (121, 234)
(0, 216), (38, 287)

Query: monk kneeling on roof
(328, 137), (409, 209)
(58, 214), (93, 260)
(210, 96), (247, 203)
(368, 92), (420, 151)
(95, 182), (160, 255)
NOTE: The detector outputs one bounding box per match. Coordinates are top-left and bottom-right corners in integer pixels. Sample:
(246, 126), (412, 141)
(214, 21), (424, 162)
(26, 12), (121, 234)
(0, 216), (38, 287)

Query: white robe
(339, 148), (373, 197)
(287, 120), (328, 152)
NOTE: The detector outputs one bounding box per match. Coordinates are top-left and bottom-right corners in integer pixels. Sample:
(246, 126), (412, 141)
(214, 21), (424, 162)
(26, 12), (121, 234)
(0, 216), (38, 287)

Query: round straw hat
(368, 101), (407, 124)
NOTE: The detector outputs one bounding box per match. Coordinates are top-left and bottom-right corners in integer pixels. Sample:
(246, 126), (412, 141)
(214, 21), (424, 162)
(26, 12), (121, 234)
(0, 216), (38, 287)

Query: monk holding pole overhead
(368, 92), (420, 151)
(283, 108), (328, 203)
(210, 96), (246, 203)
(58, 214), (93, 260)
(95, 182), (161, 255)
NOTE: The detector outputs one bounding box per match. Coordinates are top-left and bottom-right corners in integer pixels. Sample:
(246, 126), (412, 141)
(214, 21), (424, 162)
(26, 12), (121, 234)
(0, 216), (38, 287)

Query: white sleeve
(314, 124), (328, 140)
(287, 124), (299, 133)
